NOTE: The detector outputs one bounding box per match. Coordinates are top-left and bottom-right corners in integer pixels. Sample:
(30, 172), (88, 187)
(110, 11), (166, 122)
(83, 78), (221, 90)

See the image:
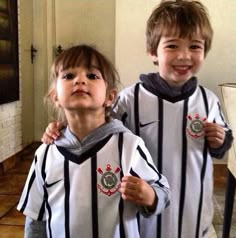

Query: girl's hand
(203, 122), (225, 148)
(119, 175), (156, 208)
(41, 121), (65, 144)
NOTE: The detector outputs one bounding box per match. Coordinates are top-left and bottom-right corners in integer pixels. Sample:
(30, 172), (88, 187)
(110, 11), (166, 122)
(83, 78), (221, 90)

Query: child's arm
(120, 175), (157, 212)
(120, 136), (170, 216)
(204, 122), (233, 158)
(24, 217), (46, 238)
(204, 122), (225, 148)
(17, 145), (50, 234)
(41, 121), (65, 144)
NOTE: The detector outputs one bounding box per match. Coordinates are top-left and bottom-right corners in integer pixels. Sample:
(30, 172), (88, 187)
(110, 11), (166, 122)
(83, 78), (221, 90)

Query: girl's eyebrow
(89, 65), (101, 71)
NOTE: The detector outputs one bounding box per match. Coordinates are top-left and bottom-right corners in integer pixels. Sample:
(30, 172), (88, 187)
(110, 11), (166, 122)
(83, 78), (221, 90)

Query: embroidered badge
(97, 164), (121, 196)
(186, 114), (206, 139)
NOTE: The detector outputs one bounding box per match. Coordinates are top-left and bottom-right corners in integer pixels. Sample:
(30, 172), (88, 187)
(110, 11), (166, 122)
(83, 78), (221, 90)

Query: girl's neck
(66, 111), (106, 141)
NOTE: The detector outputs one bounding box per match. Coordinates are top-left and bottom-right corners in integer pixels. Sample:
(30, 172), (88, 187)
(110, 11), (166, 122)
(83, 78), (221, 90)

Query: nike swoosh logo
(45, 179), (62, 188)
(139, 121), (156, 128)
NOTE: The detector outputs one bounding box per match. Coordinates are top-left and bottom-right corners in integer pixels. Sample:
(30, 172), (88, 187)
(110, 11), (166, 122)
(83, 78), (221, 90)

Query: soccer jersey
(113, 74), (232, 238)
(17, 121), (170, 238)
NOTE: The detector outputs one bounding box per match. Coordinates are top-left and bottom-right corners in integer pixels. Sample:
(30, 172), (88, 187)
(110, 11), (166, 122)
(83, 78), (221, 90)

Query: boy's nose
(177, 49), (191, 59)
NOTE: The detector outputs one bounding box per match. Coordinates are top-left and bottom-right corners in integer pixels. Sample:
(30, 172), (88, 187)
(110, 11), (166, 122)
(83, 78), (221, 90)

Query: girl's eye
(86, 73), (100, 80)
(62, 73), (74, 80)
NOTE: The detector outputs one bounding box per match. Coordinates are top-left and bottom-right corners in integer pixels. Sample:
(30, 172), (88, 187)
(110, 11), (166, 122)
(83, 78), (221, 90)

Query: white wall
(0, 102), (22, 163)
(55, 0), (115, 63)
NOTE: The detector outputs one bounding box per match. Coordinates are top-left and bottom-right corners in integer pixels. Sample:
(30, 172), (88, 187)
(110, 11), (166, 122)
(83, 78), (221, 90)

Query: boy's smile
(154, 35), (205, 86)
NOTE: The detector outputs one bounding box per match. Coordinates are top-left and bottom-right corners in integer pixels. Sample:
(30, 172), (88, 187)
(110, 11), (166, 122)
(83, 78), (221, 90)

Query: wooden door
(18, 0), (34, 146)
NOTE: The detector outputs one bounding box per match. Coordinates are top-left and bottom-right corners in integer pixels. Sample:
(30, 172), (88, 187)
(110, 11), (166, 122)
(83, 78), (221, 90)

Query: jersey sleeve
(206, 89), (234, 158)
(122, 135), (170, 216)
(112, 85), (136, 131)
(17, 144), (48, 220)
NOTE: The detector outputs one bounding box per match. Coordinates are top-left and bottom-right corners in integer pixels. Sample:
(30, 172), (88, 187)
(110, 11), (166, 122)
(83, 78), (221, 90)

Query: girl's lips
(72, 89), (89, 95)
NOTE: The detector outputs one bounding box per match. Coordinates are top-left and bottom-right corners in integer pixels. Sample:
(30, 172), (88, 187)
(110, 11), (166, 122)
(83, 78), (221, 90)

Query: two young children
(19, 1), (233, 238)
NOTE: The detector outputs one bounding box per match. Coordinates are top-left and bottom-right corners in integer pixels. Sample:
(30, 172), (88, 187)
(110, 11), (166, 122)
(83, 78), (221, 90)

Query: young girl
(17, 44), (170, 238)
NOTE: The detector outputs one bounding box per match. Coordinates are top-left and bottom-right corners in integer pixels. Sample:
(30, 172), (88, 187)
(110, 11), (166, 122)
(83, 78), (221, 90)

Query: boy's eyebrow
(191, 39), (205, 44)
(162, 38), (205, 44)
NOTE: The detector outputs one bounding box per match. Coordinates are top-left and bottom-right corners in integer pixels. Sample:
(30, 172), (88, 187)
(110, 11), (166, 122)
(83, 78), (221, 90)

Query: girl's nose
(74, 73), (86, 85)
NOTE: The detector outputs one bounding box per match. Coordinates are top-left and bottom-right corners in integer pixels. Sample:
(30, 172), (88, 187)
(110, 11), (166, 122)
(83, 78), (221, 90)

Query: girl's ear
(105, 89), (117, 107)
(51, 92), (61, 108)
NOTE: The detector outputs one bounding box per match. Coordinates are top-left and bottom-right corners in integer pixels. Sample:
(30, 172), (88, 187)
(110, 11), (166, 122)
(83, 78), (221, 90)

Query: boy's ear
(147, 51), (158, 63)
(105, 89), (117, 107)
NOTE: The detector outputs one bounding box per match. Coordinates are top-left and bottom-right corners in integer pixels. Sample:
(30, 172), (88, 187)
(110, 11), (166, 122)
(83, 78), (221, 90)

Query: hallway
(0, 142), (234, 237)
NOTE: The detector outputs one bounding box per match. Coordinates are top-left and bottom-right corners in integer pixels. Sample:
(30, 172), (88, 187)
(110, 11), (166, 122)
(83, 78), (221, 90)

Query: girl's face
(151, 34), (205, 86)
(55, 65), (114, 117)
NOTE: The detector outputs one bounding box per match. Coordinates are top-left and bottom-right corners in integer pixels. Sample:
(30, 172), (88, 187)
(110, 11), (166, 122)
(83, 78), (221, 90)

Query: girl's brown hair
(146, 1), (213, 57)
(46, 44), (120, 122)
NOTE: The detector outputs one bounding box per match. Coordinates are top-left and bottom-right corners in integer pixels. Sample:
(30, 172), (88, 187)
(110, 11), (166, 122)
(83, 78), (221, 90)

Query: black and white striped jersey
(17, 131), (170, 238)
(114, 81), (231, 238)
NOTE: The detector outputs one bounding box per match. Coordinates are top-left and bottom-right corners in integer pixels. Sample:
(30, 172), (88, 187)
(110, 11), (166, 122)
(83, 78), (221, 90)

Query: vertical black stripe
(118, 133), (126, 238)
(157, 98), (163, 173)
(44, 187), (52, 238)
(64, 159), (70, 238)
(40, 146), (53, 238)
(178, 99), (189, 238)
(91, 155), (99, 238)
(37, 200), (46, 221)
(157, 98), (163, 238)
(134, 83), (140, 136)
(199, 86), (209, 116)
(37, 147), (49, 222)
(19, 169), (36, 212)
(217, 102), (227, 127)
(134, 83), (141, 234)
(195, 86), (209, 238)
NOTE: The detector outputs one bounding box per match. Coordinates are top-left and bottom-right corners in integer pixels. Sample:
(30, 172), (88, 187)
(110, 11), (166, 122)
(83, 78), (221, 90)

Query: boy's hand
(41, 121), (64, 144)
(119, 175), (156, 208)
(203, 122), (225, 148)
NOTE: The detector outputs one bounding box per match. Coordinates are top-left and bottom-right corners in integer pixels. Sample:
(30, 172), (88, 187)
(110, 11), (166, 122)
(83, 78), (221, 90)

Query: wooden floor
(0, 142), (234, 237)
(0, 142), (41, 238)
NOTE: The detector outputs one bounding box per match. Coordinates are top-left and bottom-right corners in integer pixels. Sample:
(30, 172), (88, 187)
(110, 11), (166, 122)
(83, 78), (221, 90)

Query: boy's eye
(86, 73), (100, 80)
(190, 45), (203, 50)
(167, 44), (177, 49)
(62, 73), (74, 80)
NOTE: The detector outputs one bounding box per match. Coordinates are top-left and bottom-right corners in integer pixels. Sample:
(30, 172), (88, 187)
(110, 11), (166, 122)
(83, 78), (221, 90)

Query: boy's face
(151, 34), (205, 86)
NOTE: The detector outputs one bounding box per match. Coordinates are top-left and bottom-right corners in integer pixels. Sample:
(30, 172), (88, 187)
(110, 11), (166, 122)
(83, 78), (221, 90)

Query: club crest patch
(186, 114), (206, 139)
(97, 164), (121, 196)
